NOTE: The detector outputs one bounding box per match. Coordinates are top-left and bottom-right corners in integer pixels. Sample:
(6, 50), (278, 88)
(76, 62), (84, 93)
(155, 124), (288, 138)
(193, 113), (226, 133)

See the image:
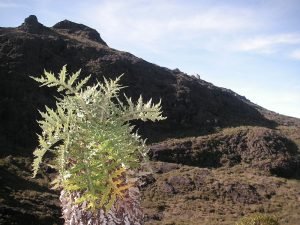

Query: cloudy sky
(1, 0), (300, 118)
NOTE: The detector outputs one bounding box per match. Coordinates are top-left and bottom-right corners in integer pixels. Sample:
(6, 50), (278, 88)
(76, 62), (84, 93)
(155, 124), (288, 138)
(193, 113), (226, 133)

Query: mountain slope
(0, 15), (274, 152)
(0, 16), (299, 225)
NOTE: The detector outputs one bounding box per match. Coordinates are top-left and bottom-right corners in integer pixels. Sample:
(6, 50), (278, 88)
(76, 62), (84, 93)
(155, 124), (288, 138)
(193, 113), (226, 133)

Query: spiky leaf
(31, 66), (166, 211)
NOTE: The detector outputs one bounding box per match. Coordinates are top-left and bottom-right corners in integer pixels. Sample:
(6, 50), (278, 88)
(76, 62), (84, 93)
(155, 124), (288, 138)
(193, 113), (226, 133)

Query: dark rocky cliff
(0, 16), (273, 153)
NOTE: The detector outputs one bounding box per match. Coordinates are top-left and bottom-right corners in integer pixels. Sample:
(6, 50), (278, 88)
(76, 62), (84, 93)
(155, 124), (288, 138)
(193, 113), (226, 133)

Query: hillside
(0, 15), (299, 225)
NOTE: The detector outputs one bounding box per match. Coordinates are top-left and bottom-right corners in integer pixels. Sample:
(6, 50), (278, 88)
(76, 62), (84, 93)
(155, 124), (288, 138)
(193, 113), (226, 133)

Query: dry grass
(142, 162), (300, 225)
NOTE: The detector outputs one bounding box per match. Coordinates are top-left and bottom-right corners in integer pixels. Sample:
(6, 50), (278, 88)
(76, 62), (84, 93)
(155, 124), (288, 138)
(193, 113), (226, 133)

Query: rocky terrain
(0, 16), (299, 225)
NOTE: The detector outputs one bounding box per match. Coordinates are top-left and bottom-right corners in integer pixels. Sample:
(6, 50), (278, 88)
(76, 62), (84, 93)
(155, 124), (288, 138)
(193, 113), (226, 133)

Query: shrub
(31, 65), (165, 211)
(235, 213), (279, 225)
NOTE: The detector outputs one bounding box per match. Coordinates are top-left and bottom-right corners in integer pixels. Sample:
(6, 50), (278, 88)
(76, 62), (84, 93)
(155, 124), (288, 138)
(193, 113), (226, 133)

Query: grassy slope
(142, 125), (300, 225)
(142, 163), (300, 225)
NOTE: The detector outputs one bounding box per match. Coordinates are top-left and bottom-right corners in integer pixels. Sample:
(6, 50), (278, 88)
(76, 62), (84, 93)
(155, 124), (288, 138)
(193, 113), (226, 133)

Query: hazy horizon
(1, 0), (299, 118)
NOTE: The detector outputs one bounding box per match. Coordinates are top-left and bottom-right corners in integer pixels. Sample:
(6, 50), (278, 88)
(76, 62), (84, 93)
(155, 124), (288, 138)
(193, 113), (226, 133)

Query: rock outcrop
(18, 15), (49, 34)
(149, 127), (300, 178)
(52, 19), (108, 45)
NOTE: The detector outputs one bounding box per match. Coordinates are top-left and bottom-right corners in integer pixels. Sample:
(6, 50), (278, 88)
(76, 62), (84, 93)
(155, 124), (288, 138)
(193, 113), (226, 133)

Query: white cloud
(289, 49), (300, 60)
(166, 7), (254, 33)
(79, 0), (257, 52)
(0, 2), (22, 8)
(77, 0), (300, 60)
(234, 34), (300, 54)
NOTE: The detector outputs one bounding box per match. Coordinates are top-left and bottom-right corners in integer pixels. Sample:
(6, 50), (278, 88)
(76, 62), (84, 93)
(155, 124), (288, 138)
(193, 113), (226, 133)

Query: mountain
(0, 15), (299, 225)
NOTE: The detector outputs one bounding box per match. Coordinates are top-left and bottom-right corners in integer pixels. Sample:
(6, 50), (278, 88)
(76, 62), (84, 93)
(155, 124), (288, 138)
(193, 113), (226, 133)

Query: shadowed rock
(149, 127), (300, 178)
(18, 15), (49, 34)
(53, 20), (108, 45)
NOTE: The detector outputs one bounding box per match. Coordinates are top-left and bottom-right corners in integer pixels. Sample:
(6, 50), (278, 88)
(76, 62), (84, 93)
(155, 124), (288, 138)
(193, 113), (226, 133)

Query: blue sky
(1, 0), (300, 118)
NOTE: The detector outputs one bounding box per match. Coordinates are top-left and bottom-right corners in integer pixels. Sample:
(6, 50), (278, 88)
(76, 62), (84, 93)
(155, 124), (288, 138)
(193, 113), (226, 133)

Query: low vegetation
(236, 213), (279, 225)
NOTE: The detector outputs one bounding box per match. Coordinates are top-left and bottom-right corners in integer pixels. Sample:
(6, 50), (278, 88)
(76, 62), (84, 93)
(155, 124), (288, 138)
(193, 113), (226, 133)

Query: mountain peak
(18, 15), (46, 34)
(24, 15), (38, 24)
(52, 19), (107, 46)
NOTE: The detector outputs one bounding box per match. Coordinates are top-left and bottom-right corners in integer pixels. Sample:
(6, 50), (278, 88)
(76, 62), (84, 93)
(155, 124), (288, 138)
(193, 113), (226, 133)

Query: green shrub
(31, 66), (165, 211)
(235, 213), (279, 225)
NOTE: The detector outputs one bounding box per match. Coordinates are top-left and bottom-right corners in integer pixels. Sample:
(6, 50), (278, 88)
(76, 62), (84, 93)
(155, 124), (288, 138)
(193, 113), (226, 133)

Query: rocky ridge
(149, 127), (300, 178)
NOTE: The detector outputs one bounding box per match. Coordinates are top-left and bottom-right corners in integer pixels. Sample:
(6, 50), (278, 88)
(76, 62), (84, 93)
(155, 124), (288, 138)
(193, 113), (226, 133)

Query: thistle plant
(31, 65), (165, 212)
